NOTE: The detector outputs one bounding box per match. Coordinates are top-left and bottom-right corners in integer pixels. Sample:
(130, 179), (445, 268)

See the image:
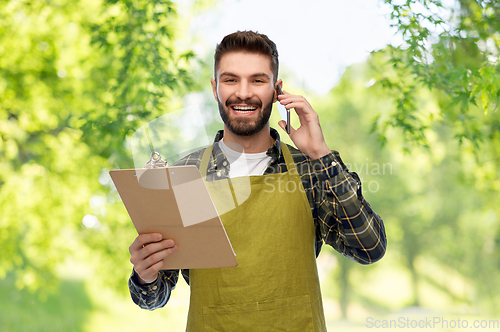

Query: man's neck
(222, 124), (274, 153)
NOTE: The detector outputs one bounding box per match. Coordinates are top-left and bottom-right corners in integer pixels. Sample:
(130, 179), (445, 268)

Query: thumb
(278, 120), (287, 131)
(278, 120), (295, 135)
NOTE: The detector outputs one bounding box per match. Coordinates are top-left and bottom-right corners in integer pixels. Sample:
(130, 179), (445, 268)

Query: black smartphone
(276, 85), (290, 134)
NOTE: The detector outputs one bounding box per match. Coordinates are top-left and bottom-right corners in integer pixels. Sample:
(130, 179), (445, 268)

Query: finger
(277, 94), (297, 105)
(286, 102), (318, 125)
(129, 233), (162, 254)
(133, 244), (178, 275)
(135, 260), (163, 284)
(134, 239), (176, 263)
(142, 260), (163, 282)
(277, 91), (298, 105)
(278, 92), (307, 104)
(130, 239), (175, 272)
(136, 248), (178, 283)
(279, 99), (314, 118)
(142, 245), (178, 268)
(282, 99), (311, 112)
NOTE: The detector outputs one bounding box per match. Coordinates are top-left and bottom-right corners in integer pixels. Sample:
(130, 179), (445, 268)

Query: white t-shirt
(219, 140), (273, 178)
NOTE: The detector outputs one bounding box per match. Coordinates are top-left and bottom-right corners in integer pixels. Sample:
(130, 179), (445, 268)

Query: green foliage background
(0, 0), (499, 330)
(0, 0), (200, 295)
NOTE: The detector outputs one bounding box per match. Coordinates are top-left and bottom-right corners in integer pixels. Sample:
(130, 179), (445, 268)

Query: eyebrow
(220, 72), (271, 79)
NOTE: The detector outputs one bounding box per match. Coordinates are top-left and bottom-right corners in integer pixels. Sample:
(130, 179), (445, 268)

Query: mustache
(225, 97), (262, 108)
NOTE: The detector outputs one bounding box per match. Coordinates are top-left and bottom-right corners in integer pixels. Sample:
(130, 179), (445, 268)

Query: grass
(1, 253), (497, 331)
(0, 269), (190, 332)
(0, 274), (92, 332)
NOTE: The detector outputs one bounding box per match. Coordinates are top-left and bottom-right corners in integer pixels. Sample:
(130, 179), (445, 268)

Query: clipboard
(109, 152), (237, 270)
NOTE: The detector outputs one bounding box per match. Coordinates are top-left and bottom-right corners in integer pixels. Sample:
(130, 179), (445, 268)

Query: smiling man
(128, 31), (387, 331)
(216, 51), (274, 137)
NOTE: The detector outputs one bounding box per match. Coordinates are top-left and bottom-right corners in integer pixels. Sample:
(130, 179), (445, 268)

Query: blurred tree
(0, 0), (107, 294)
(371, 0), (500, 312)
(315, 50), (499, 315)
(374, 0), (500, 149)
(81, 0), (197, 163)
(0, 0), (199, 294)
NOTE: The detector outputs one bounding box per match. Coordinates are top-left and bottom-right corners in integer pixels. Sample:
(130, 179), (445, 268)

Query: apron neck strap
(199, 141), (297, 178)
(280, 143), (296, 173)
(200, 145), (213, 178)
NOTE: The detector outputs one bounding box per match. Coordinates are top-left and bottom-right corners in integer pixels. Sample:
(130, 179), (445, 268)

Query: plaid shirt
(129, 128), (387, 309)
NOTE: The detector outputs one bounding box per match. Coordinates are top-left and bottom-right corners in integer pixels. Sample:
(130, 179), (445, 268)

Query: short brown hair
(214, 30), (279, 83)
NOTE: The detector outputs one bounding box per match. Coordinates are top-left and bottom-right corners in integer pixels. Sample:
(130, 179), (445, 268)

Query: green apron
(186, 143), (326, 331)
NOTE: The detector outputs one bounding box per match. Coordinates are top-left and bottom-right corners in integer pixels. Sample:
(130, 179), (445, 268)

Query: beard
(218, 96), (273, 137)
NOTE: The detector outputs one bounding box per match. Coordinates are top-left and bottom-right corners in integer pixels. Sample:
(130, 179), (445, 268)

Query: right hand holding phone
(277, 91), (331, 159)
(129, 233), (178, 284)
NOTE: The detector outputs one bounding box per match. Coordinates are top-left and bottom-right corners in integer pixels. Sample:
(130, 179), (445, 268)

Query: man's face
(211, 51), (277, 137)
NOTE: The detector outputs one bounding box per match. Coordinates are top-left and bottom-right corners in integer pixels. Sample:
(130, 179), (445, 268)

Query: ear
(273, 79), (283, 103)
(210, 78), (218, 102)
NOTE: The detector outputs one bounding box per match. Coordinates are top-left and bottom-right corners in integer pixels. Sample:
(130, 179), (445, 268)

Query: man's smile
(230, 104), (258, 116)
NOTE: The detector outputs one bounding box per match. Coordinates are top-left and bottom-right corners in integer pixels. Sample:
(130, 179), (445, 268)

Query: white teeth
(233, 106), (256, 112)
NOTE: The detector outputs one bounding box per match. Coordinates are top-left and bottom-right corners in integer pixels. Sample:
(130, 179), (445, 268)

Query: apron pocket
(202, 294), (314, 332)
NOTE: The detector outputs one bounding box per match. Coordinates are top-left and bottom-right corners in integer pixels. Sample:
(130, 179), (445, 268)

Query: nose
(235, 81), (253, 101)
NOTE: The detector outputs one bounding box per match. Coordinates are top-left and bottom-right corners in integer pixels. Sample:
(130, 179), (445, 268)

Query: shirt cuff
(309, 150), (342, 180)
(129, 269), (161, 296)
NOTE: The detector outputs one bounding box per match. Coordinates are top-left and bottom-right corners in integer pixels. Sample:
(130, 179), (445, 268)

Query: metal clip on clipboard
(143, 151), (168, 169)
(139, 114), (168, 169)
